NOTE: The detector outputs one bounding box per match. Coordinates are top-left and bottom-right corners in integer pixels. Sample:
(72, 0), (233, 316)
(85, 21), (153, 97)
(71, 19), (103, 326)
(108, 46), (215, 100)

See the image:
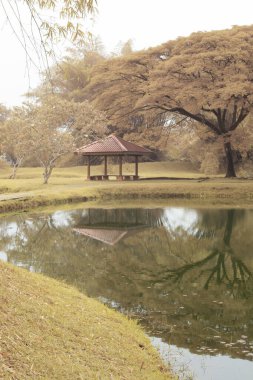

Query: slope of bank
(0, 261), (171, 379)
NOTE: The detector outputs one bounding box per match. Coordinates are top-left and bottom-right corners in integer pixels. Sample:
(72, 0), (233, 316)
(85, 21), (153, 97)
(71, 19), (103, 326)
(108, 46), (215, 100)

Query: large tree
(139, 26), (253, 177)
(87, 25), (253, 177)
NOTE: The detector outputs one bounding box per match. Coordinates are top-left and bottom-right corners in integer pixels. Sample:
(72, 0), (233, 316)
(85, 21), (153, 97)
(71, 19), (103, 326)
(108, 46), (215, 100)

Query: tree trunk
(223, 141), (236, 178)
(9, 164), (18, 179)
(223, 210), (234, 246)
(43, 165), (54, 184)
(9, 161), (22, 179)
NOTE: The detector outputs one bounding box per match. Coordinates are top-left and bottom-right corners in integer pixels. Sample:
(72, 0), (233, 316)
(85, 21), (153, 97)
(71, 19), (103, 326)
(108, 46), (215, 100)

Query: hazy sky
(0, 0), (252, 107)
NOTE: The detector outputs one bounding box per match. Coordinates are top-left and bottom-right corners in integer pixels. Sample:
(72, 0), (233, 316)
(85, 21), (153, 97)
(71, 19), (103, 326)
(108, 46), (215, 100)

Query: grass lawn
(0, 161), (253, 213)
(0, 261), (172, 379)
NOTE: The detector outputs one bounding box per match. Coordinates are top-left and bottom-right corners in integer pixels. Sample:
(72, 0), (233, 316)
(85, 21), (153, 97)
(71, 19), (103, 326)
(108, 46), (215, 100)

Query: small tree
(29, 95), (107, 183)
(28, 97), (75, 184)
(0, 107), (32, 179)
(31, 125), (75, 184)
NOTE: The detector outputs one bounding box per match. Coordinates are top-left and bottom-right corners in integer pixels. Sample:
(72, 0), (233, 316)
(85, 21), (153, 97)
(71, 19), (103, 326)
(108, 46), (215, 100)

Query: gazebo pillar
(103, 155), (108, 180)
(134, 155), (139, 179)
(87, 155), (91, 180)
(118, 156), (123, 180)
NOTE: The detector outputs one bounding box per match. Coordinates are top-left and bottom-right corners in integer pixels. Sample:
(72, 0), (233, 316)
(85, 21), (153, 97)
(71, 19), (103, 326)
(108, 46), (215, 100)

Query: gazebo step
(119, 175), (139, 181)
(90, 175), (109, 181)
(89, 175), (139, 181)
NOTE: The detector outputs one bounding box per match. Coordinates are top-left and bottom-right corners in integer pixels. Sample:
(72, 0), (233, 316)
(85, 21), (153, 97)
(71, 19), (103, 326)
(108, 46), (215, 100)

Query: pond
(1, 206), (253, 379)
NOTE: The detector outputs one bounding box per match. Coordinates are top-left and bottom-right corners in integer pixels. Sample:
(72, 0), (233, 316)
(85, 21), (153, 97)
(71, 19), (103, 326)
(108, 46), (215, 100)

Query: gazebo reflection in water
(72, 208), (155, 246)
(75, 135), (151, 181)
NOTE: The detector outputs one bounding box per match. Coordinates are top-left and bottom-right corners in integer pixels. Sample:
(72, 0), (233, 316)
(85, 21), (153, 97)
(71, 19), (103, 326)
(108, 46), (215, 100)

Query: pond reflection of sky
(50, 210), (85, 227)
(162, 208), (199, 234)
(42, 207), (200, 232)
(0, 251), (7, 262)
(152, 337), (253, 380)
(1, 208), (201, 236)
(5, 222), (18, 237)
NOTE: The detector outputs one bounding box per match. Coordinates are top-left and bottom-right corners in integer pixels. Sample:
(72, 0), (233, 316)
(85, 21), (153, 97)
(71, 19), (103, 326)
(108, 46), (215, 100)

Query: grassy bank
(0, 261), (171, 379)
(0, 162), (253, 213)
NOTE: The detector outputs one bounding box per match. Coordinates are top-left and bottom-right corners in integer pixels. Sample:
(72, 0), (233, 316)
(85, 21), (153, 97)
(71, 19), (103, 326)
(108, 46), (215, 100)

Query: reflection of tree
(156, 210), (252, 298)
(0, 211), (83, 272)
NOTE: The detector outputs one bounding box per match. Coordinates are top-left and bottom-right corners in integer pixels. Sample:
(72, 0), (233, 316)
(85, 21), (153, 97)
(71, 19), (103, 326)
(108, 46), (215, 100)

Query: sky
(0, 0), (252, 107)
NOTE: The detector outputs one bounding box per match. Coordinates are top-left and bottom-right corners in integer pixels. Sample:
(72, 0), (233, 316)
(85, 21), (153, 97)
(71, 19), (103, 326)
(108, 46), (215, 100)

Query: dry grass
(0, 162), (253, 213)
(0, 261), (172, 380)
(0, 161), (200, 187)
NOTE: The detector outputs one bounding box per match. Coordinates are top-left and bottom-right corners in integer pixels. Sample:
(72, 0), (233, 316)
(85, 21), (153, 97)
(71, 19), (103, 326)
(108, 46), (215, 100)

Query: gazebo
(75, 134), (151, 180)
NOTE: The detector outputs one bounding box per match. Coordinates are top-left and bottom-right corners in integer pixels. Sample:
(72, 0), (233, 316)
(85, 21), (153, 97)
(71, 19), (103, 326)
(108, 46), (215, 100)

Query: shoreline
(1, 164), (253, 214)
(1, 178), (253, 214)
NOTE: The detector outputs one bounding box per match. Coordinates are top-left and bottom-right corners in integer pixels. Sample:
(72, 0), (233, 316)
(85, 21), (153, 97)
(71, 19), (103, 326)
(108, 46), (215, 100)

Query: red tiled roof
(75, 135), (151, 155)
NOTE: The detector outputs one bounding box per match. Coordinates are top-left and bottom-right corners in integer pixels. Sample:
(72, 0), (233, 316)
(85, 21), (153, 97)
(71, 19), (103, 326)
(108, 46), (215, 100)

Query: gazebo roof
(75, 134), (151, 156)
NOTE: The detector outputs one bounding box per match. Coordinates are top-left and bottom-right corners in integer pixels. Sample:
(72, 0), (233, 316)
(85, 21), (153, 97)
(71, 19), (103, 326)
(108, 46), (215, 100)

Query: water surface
(1, 206), (253, 379)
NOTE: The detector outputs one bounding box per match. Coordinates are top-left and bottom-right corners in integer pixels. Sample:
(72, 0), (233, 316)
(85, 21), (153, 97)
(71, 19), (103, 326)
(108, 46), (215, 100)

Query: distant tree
(38, 38), (145, 137)
(66, 35), (106, 60)
(0, 104), (10, 170)
(0, 104), (9, 123)
(32, 35), (106, 104)
(112, 39), (134, 57)
(40, 55), (105, 103)
(120, 39), (133, 56)
(71, 100), (108, 144)
(0, 107), (32, 179)
(0, 105), (8, 155)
